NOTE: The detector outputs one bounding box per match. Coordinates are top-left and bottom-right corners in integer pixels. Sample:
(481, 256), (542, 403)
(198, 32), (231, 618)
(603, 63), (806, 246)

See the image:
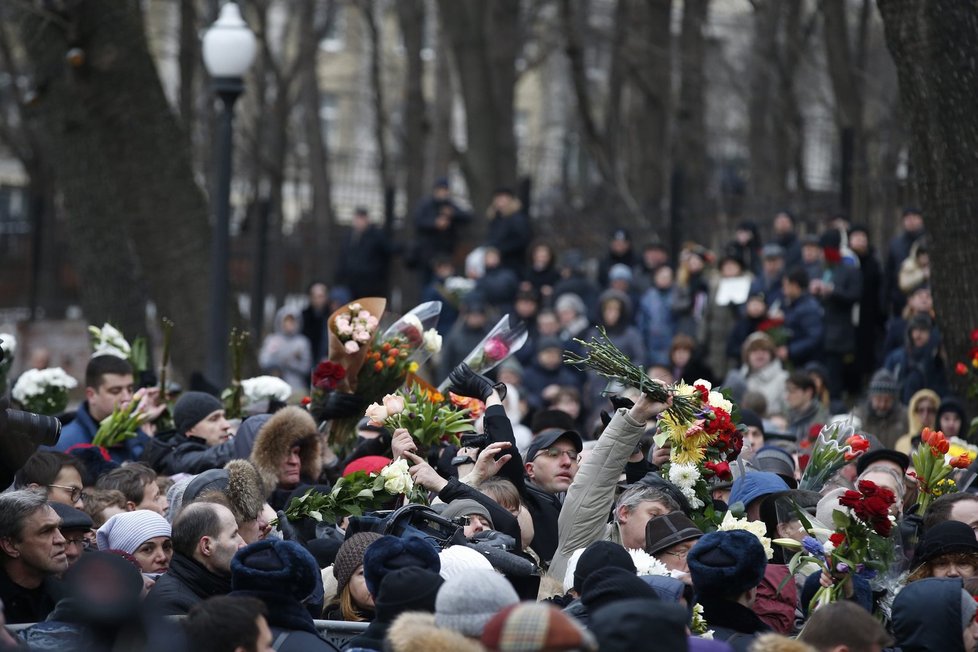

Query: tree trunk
(674, 0), (711, 237)
(396, 0), (428, 220)
(877, 0), (978, 413)
(17, 0), (213, 378)
(437, 0), (519, 232)
(177, 0), (197, 124)
(747, 0), (783, 215)
(359, 1), (393, 193)
(428, 19), (453, 185)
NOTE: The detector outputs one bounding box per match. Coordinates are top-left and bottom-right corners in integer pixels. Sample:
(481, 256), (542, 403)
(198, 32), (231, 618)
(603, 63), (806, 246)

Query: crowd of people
(1, 197), (974, 652)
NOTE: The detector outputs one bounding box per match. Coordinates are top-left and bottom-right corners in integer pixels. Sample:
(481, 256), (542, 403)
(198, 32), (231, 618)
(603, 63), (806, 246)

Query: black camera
(459, 433), (490, 450)
(0, 340), (63, 487)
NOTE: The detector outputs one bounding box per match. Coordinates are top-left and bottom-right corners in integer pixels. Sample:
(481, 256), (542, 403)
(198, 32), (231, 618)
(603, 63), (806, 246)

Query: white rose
(708, 391), (733, 413)
(423, 329), (442, 354)
(693, 379), (712, 391)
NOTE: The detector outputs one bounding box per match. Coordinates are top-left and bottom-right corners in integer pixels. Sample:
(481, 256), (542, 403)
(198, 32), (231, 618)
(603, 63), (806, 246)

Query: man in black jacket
(145, 502), (245, 616)
(149, 392), (237, 475)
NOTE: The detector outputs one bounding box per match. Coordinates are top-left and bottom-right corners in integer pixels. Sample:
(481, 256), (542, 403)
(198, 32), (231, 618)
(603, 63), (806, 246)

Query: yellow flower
(408, 361), (419, 373)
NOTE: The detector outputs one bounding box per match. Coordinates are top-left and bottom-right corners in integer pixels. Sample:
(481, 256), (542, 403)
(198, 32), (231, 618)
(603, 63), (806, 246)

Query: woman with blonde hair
(895, 388), (941, 454)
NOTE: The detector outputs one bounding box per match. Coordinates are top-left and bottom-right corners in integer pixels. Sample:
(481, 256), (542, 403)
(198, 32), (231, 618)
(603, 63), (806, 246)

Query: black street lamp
(202, 2), (256, 387)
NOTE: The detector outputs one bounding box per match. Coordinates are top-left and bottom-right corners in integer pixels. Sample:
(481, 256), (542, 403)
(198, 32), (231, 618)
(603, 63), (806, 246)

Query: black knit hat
(573, 540), (636, 594)
(173, 391), (224, 434)
(374, 567), (444, 622)
(687, 530), (768, 598)
(580, 567), (659, 612)
(912, 520), (978, 569)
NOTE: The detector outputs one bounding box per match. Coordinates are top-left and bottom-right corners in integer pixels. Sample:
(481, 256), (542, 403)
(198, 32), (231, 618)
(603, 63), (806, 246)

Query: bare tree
(877, 0), (978, 412)
(396, 0), (428, 218)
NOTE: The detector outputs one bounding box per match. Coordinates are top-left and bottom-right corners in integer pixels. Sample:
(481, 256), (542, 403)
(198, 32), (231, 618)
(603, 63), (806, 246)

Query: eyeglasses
(915, 406), (937, 414)
(535, 448), (580, 463)
(48, 485), (88, 503)
(663, 548), (692, 560)
(63, 537), (91, 550)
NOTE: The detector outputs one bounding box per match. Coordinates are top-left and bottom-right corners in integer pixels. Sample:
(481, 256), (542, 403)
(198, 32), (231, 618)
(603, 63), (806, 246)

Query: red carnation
(694, 384), (710, 404)
(829, 532), (846, 547)
(705, 461), (732, 481)
(957, 362), (970, 376)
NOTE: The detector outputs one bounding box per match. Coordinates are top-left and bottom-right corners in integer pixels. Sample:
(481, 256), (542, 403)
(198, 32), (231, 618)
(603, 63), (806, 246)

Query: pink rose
(483, 337), (510, 362)
(344, 340), (360, 354)
(382, 394), (405, 416)
(364, 402), (388, 425)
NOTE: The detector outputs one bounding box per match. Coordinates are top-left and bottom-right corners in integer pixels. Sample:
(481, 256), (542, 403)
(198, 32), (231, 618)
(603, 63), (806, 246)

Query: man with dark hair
(334, 207), (396, 299)
(13, 452), (87, 510)
(924, 493), (978, 536)
(772, 211), (803, 270)
(184, 595), (273, 652)
(55, 355), (155, 462)
(146, 502), (245, 616)
(778, 266), (824, 368)
(300, 281), (330, 364)
(95, 464), (167, 515)
(784, 371), (828, 442)
(798, 600), (892, 652)
(0, 490), (67, 623)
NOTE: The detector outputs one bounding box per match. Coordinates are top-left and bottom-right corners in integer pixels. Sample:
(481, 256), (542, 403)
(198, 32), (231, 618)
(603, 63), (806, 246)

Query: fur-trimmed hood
(249, 406), (322, 495)
(225, 459), (267, 521)
(386, 612), (484, 652)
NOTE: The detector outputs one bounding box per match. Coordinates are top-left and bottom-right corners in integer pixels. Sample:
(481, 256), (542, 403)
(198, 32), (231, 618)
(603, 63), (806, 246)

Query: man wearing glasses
(13, 452), (88, 511)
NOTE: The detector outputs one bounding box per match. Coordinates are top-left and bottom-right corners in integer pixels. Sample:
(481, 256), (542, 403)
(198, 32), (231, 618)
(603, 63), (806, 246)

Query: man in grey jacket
(548, 392), (671, 580)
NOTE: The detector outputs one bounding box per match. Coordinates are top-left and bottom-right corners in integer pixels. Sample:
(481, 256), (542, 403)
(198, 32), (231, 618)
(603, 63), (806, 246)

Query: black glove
(446, 362), (507, 401)
(314, 392), (367, 421)
(277, 511), (299, 541)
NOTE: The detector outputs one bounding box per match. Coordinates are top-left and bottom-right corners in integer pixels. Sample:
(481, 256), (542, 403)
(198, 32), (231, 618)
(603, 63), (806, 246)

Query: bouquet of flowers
(92, 387), (155, 448)
(439, 314), (527, 391)
(717, 511), (775, 559)
(652, 380), (745, 527)
(911, 427), (970, 513)
(797, 421), (869, 492)
(88, 323), (132, 360)
(326, 298), (386, 394)
(355, 301), (443, 401)
(364, 386), (476, 451)
(0, 332), (15, 395)
(241, 375), (293, 405)
(775, 480), (896, 612)
(564, 328), (703, 424)
(12, 367), (77, 415)
(276, 459), (426, 526)
(756, 318), (788, 347)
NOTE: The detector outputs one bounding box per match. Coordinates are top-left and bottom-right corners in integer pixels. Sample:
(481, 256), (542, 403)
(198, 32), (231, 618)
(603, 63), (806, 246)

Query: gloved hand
(314, 392), (367, 421)
(446, 362), (507, 401)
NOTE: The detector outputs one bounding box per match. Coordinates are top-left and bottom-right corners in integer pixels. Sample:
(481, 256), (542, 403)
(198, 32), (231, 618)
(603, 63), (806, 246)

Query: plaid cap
(481, 602), (597, 651)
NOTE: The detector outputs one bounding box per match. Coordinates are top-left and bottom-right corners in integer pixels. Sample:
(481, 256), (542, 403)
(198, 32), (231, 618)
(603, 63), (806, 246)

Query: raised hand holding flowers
(438, 314), (527, 390)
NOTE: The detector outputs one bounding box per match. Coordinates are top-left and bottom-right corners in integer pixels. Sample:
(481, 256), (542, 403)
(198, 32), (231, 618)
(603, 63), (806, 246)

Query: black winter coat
(144, 554), (230, 617)
(819, 262), (862, 354)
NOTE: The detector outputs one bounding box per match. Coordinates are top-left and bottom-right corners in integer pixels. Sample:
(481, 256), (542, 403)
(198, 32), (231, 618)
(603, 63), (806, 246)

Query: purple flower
(836, 562), (850, 574)
(802, 536), (824, 557)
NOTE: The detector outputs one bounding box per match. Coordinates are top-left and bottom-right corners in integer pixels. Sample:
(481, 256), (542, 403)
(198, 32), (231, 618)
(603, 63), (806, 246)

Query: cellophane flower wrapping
(365, 382), (475, 450)
(912, 427), (969, 513)
(12, 367), (78, 415)
(797, 420), (869, 492)
(438, 314), (527, 392)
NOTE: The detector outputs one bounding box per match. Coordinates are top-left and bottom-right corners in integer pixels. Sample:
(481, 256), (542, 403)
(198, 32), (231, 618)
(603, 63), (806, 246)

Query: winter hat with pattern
(173, 391), (224, 435)
(332, 532), (382, 595)
(96, 510), (171, 555)
(481, 602), (597, 652)
(435, 569), (519, 638)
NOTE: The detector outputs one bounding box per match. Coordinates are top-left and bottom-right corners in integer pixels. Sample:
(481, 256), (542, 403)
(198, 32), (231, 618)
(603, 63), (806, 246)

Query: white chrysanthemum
(12, 367), (77, 402)
(718, 511), (774, 559)
(241, 376), (292, 403)
(668, 462), (700, 490)
(628, 548), (671, 577)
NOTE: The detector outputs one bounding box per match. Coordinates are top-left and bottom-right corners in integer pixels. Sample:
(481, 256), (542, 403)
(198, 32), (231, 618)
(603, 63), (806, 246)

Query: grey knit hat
(435, 569), (519, 637)
(333, 532), (382, 595)
(440, 499), (493, 529)
(173, 391), (224, 434)
(868, 369), (899, 397)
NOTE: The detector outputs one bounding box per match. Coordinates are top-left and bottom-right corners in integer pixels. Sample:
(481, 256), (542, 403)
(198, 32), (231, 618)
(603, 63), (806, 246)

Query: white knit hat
(97, 510), (172, 555)
(437, 544), (494, 581)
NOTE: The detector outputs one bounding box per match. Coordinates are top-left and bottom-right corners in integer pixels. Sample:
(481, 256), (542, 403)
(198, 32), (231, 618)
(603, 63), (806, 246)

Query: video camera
(0, 339), (63, 487)
(346, 504), (541, 597)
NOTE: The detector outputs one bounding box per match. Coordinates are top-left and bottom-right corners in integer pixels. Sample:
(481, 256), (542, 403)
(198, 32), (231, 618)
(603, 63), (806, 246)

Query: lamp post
(202, 2), (256, 387)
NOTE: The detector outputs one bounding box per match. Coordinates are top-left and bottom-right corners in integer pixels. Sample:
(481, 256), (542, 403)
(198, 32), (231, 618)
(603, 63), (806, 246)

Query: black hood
(893, 577), (968, 652)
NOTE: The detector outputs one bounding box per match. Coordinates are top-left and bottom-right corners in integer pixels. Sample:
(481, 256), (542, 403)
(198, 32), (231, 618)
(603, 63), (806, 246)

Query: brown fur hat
(224, 459), (266, 521)
(249, 406), (322, 495)
(386, 612), (484, 652)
